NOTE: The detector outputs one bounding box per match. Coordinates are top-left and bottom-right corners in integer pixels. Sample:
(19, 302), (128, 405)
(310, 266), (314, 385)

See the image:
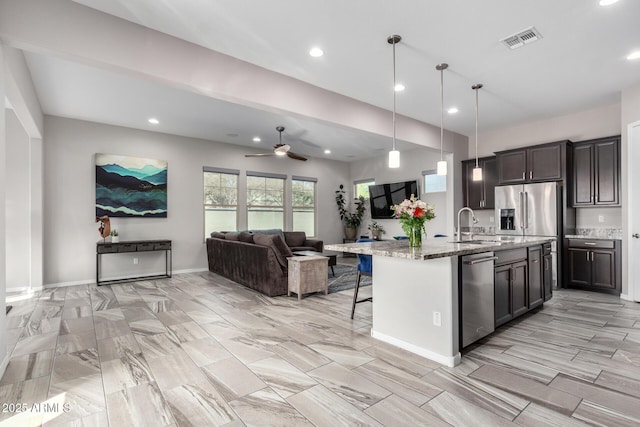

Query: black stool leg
(351, 271), (362, 319)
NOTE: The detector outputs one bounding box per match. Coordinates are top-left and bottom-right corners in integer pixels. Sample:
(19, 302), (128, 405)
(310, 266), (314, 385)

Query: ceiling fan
(244, 126), (308, 161)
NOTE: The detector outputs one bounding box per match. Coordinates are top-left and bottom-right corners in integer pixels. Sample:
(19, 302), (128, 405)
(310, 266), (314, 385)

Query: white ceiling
(23, 0), (640, 160)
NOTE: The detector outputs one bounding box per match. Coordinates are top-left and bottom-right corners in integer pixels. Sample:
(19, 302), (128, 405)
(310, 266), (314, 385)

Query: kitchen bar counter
(326, 236), (554, 367)
(325, 235), (555, 260)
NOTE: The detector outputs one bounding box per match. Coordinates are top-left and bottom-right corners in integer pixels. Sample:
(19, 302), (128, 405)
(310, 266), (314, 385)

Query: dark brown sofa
(206, 230), (323, 297)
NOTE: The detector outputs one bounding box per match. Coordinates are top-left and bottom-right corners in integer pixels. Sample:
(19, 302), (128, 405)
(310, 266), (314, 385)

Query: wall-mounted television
(368, 180), (419, 219)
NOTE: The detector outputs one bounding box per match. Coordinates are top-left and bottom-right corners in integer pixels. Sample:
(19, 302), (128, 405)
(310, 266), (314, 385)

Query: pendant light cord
(392, 40), (397, 152)
(440, 68), (444, 161)
(475, 86), (479, 168)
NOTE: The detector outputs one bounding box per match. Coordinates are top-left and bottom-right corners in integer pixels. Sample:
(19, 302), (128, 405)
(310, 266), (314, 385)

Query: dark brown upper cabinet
(462, 156), (497, 209)
(572, 136), (620, 207)
(496, 141), (569, 185)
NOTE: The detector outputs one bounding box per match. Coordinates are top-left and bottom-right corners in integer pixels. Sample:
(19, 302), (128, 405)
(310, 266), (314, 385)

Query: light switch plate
(598, 215), (605, 223)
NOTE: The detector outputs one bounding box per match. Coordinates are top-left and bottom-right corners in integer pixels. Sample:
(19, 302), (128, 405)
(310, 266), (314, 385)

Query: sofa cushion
(289, 246), (319, 253)
(238, 232), (254, 244)
(253, 234), (292, 269)
(225, 232), (240, 241)
(248, 228), (285, 242)
(211, 231), (226, 239)
(284, 231), (306, 248)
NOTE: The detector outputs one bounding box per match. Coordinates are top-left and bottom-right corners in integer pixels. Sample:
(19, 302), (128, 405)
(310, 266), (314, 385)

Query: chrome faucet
(457, 207), (478, 241)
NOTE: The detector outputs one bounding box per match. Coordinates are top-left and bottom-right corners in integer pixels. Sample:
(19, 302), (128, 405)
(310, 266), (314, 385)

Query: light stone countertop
(325, 235), (556, 261)
(565, 228), (623, 240)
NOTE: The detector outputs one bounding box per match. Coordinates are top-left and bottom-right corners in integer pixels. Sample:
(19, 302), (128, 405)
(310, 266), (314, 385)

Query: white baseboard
(44, 268), (209, 289)
(371, 329), (461, 368)
(620, 293), (635, 302)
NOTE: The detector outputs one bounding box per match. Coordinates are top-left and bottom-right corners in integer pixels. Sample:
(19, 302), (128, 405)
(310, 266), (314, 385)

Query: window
(247, 172), (285, 230)
(354, 179), (375, 199)
(423, 169), (446, 193)
(204, 168), (239, 237)
(292, 177), (316, 237)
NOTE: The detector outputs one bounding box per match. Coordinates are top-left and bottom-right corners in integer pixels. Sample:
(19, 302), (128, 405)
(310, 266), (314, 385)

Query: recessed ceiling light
(599, 0), (619, 6)
(309, 47), (324, 57)
(324, 149), (331, 154)
(627, 50), (640, 60)
(394, 83), (405, 92)
(148, 118), (159, 125)
(447, 107), (459, 114)
(252, 137), (261, 142)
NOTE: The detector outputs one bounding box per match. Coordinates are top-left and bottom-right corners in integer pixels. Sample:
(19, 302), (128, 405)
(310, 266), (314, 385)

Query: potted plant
(110, 229), (119, 243)
(335, 184), (366, 239)
(368, 221), (385, 240)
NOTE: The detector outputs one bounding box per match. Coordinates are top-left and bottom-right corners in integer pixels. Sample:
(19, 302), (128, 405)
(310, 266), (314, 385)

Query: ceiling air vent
(500, 26), (542, 50)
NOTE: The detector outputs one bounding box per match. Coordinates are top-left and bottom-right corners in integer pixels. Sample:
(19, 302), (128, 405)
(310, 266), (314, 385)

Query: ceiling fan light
(389, 150), (400, 168)
(472, 167), (483, 181)
(275, 151), (287, 156)
(437, 160), (447, 176)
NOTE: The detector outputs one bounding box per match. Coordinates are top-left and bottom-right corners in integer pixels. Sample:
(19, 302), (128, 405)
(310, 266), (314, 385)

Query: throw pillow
(238, 232), (254, 244)
(211, 231), (226, 239)
(248, 228), (285, 242)
(225, 232), (240, 241)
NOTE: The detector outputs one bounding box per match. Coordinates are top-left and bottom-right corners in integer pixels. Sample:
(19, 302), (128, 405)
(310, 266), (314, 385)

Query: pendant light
(388, 35), (402, 168)
(472, 83), (483, 181)
(435, 63), (448, 176)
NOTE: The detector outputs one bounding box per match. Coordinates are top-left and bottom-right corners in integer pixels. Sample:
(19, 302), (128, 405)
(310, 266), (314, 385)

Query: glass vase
(408, 224), (423, 247)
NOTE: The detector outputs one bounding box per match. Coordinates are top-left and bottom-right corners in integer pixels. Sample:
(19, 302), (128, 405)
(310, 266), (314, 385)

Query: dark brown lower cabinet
(543, 244), (553, 301)
(566, 239), (620, 295)
(528, 246), (544, 309)
(494, 253), (528, 327)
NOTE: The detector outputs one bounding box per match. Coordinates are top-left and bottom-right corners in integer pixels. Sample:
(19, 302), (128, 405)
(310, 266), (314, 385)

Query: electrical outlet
(598, 215), (605, 223)
(433, 311), (442, 327)
(133, 257), (139, 265)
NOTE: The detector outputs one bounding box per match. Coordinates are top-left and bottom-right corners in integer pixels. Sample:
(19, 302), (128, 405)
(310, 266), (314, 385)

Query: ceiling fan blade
(286, 151), (308, 161)
(245, 153), (277, 157)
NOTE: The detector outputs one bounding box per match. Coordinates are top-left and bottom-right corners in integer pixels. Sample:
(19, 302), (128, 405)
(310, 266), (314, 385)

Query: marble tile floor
(2, 271), (640, 426)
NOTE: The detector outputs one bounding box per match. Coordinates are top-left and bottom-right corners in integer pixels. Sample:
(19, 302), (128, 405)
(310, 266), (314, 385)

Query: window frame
(203, 167), (240, 240)
(354, 178), (376, 200)
(246, 171), (286, 231)
(291, 176), (317, 238)
(422, 169), (447, 194)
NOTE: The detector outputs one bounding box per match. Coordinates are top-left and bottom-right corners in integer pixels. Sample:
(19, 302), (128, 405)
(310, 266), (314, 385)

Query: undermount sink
(448, 240), (502, 245)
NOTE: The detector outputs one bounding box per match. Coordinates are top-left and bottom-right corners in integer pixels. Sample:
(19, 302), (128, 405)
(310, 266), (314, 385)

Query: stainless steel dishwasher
(461, 252), (497, 347)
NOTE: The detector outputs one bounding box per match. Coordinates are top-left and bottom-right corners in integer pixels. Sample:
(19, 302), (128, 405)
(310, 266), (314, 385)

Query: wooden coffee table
(293, 251), (337, 276)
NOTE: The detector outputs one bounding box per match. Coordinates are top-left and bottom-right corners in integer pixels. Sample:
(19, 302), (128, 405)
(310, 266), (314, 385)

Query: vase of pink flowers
(391, 195), (436, 247)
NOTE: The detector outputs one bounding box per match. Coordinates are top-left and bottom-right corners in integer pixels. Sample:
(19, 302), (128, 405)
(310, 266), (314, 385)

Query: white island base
(371, 255), (461, 367)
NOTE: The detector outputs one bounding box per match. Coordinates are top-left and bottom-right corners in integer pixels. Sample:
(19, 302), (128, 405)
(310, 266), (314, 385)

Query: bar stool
(351, 238), (375, 319)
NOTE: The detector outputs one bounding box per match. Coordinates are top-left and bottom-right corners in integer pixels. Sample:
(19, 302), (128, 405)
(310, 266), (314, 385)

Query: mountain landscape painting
(95, 154), (167, 218)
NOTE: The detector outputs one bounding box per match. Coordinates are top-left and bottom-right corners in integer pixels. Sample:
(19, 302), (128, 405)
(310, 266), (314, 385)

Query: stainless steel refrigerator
(494, 182), (561, 288)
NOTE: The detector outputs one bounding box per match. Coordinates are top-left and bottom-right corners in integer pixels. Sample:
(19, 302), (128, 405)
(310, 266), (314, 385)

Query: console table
(96, 239), (172, 286)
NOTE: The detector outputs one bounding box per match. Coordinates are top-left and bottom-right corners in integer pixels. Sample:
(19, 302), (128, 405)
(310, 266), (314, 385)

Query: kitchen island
(325, 236), (555, 367)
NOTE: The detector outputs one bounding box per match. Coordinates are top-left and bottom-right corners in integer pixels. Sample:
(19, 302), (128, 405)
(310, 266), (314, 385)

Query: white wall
(5, 108), (30, 289)
(43, 116), (350, 286)
(470, 103), (621, 158)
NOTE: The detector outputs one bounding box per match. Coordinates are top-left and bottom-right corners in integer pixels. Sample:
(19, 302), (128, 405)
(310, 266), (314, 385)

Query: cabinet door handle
(529, 171), (533, 180)
(544, 258), (548, 270)
(522, 172), (525, 180)
(584, 242), (596, 246)
(586, 252), (590, 262)
(633, 233), (640, 239)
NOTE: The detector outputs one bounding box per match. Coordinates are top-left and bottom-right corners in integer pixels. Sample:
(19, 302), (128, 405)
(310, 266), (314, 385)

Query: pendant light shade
(436, 63), (449, 176)
(472, 83), (483, 182)
(388, 35), (402, 169)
